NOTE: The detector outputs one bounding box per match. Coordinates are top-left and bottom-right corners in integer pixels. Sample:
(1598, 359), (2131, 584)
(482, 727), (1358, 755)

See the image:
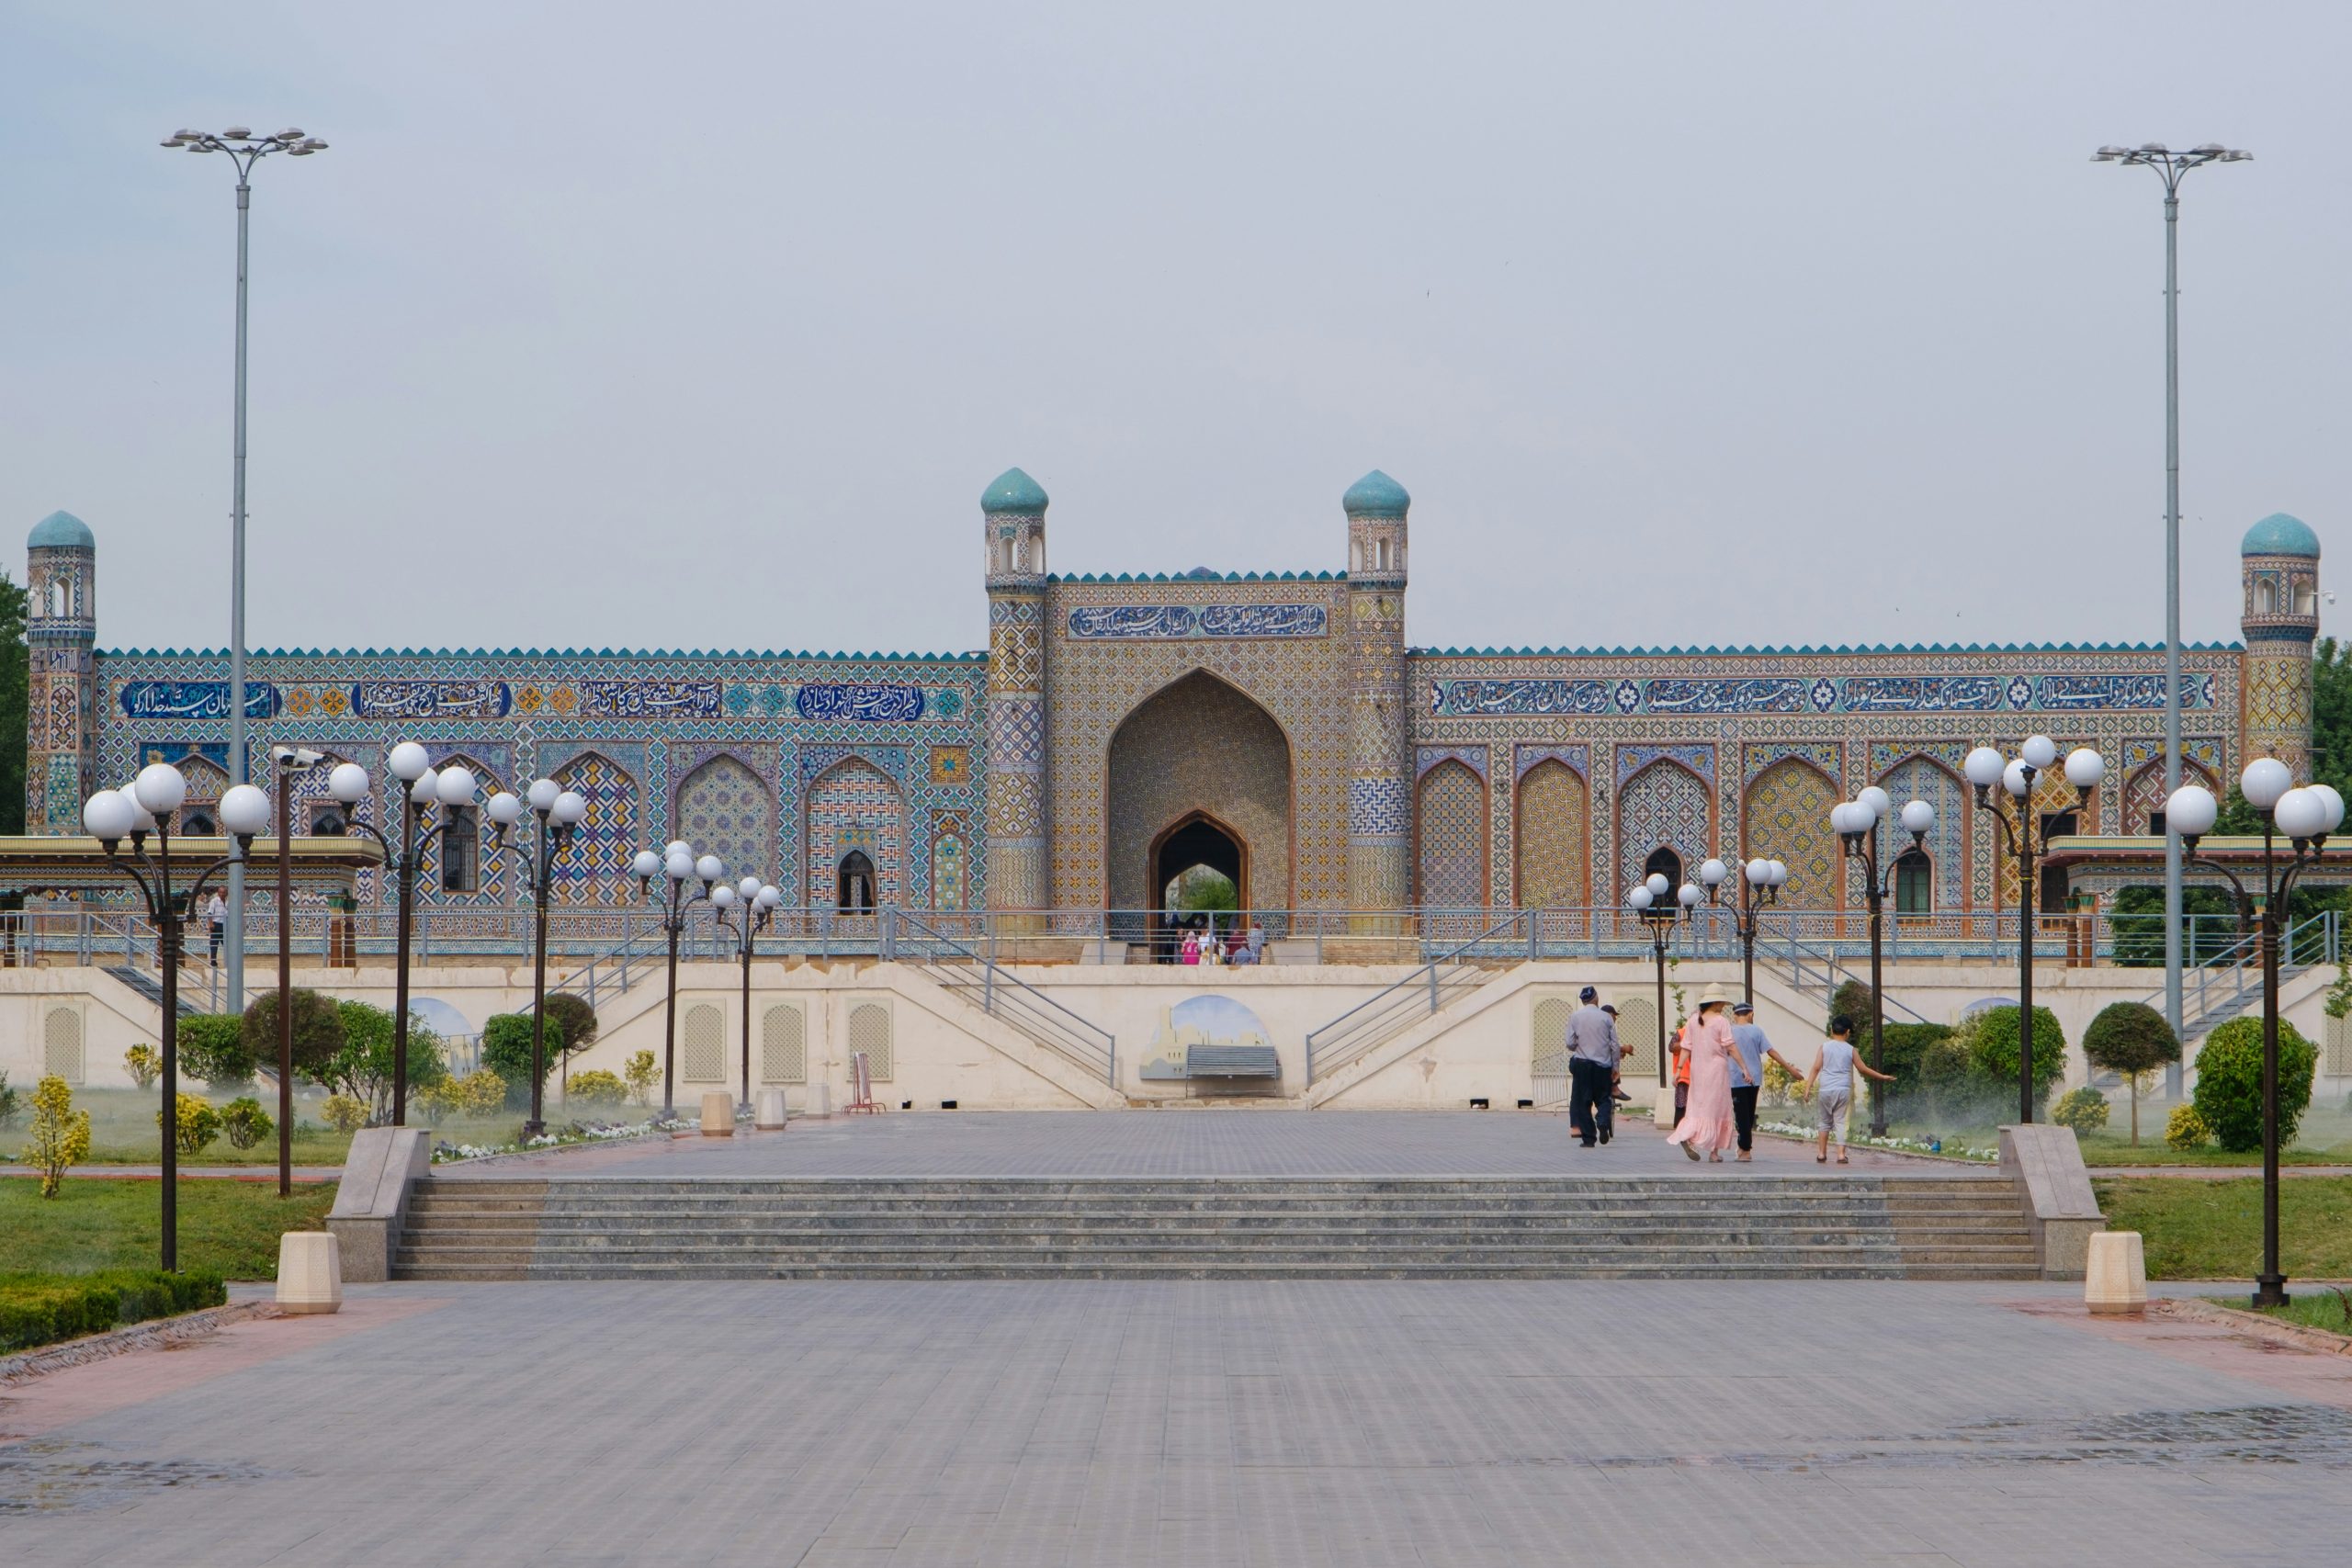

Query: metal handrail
(885, 908), (1117, 1085)
(1305, 908), (1530, 1085)
(2126, 908), (2338, 1039)
(1763, 923), (1934, 1026)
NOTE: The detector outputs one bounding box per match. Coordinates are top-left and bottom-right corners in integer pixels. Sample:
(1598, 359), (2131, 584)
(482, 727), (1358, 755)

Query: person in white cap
(1666, 991), (1741, 1162)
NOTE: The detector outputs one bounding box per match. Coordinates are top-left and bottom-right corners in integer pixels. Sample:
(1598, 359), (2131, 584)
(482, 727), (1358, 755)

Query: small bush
(623, 1050), (657, 1106)
(2165, 1102), (2212, 1152)
(413, 1079), (457, 1127)
(2082, 1001), (2181, 1145)
(175, 1014), (258, 1089)
(2191, 1017), (2319, 1153)
(239, 989), (346, 1084)
(543, 993), (600, 1054)
(1761, 1056), (1799, 1108)
(0, 1069), (20, 1131)
(568, 1069), (628, 1108)
(2052, 1086), (2110, 1133)
(453, 1068), (508, 1118)
(1962, 1005), (2067, 1111)
(28, 1076), (92, 1197)
(481, 1014), (565, 1110)
(220, 1097), (273, 1150)
(319, 1094), (369, 1134)
(0, 1269), (228, 1353)
(1919, 1035), (1977, 1119)
(156, 1092), (222, 1156)
(123, 1043), (160, 1090)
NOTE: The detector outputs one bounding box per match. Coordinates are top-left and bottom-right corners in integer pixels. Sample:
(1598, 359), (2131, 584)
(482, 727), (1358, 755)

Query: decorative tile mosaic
(1513, 759), (1588, 908)
(1415, 760), (1487, 908)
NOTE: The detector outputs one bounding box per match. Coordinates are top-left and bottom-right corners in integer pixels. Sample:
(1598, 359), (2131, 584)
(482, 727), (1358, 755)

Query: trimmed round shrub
(481, 1014), (566, 1110)
(543, 993), (600, 1055)
(320, 1094), (368, 1134)
(1964, 1005), (2067, 1111)
(239, 989), (346, 1083)
(568, 1069), (628, 1108)
(2083, 1000), (2183, 1083)
(220, 1096), (274, 1150)
(2165, 1101), (2212, 1151)
(175, 1014), (258, 1089)
(2191, 1016), (2318, 1153)
(156, 1092), (221, 1156)
(1919, 1035), (1976, 1118)
(454, 1068), (509, 1118)
(2052, 1086), (2110, 1133)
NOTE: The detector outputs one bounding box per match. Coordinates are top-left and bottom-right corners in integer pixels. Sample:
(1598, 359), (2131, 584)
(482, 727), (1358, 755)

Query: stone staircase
(393, 1174), (2040, 1281)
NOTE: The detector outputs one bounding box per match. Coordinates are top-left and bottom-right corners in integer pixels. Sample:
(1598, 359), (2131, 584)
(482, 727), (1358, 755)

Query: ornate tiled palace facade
(18, 481), (2323, 922)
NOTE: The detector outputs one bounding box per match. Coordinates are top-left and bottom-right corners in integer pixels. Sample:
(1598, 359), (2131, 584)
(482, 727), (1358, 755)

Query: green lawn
(0, 1178), (338, 1280)
(1848, 1102), (2352, 1168)
(2222, 1292), (2352, 1337)
(2093, 1176), (2352, 1280)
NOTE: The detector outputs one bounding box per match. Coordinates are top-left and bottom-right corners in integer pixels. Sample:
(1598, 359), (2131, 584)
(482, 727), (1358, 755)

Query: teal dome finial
(28, 510), (94, 550)
(1342, 470), (1409, 519)
(981, 468), (1048, 515)
(2243, 513), (2319, 558)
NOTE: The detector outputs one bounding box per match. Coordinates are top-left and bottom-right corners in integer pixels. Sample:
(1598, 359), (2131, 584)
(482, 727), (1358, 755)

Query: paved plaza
(451, 1109), (1948, 1181)
(6, 1274), (2351, 1565)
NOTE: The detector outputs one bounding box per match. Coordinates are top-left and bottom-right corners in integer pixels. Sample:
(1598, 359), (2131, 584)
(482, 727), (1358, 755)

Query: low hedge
(0, 1269), (228, 1354)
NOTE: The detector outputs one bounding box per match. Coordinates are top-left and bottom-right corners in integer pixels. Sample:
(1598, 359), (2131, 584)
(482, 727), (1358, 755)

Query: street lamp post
(1963, 737), (2106, 1122)
(1697, 855), (1787, 1006)
(324, 744), (478, 1128)
(1832, 788), (1935, 1137)
(1626, 872), (1697, 1090)
(488, 780), (588, 1139)
(160, 126), (329, 1015)
(2094, 140), (2251, 1088)
(711, 875), (783, 1112)
(2164, 764), (2344, 1307)
(633, 842), (725, 1117)
(269, 745), (326, 1196)
(82, 766), (270, 1271)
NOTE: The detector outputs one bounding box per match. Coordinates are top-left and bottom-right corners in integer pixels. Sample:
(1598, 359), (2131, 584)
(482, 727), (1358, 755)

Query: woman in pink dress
(1667, 994), (1740, 1162)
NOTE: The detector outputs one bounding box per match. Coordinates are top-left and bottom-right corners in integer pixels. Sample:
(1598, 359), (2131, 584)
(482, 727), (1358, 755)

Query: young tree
(240, 988), (347, 1084)
(2080, 1001), (2181, 1145)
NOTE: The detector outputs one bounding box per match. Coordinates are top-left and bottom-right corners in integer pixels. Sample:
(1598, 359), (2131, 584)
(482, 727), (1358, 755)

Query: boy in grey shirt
(1804, 1014), (1896, 1164)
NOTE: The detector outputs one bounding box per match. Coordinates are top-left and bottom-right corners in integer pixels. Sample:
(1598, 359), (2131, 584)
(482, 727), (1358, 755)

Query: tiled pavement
(444, 1109), (1967, 1181)
(4, 1277), (2349, 1565)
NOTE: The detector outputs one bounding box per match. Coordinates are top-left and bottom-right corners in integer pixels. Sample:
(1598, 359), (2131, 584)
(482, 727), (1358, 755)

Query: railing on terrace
(2125, 908), (2339, 1040)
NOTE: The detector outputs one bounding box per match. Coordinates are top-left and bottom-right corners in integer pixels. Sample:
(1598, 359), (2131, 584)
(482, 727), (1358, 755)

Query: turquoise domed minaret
(1343, 472), (1412, 914)
(2241, 512), (2322, 773)
(981, 468), (1050, 920)
(25, 511), (98, 833)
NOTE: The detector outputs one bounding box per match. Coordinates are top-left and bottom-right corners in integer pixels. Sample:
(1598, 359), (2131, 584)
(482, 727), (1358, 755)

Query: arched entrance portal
(1105, 670), (1292, 944)
(1148, 811), (1247, 959)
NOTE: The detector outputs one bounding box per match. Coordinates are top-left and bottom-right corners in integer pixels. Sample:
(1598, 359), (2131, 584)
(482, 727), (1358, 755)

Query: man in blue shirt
(1725, 1001), (1804, 1163)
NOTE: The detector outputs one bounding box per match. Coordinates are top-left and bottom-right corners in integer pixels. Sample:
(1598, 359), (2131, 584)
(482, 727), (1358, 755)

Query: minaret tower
(24, 511), (99, 833)
(981, 468), (1050, 924)
(1342, 471), (1411, 918)
(2239, 512), (2321, 775)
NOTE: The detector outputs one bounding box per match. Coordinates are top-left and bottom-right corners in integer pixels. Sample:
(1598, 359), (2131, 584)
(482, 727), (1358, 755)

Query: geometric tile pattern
(1513, 759), (1588, 909)
(806, 756), (906, 910)
(1873, 753), (1969, 914)
(1615, 760), (1712, 898)
(1741, 757), (1840, 910)
(549, 751), (639, 906)
(2120, 756), (2219, 836)
(674, 754), (775, 886)
(1104, 671), (1292, 913)
(1415, 760), (1487, 909)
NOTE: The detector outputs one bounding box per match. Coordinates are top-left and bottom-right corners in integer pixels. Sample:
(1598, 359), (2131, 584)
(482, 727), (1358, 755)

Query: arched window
(2297, 583), (2318, 615)
(1894, 849), (1932, 914)
(2256, 578), (2277, 614)
(49, 580), (68, 618)
(1376, 537), (1392, 570)
(441, 806), (481, 892)
(1643, 846), (1683, 889)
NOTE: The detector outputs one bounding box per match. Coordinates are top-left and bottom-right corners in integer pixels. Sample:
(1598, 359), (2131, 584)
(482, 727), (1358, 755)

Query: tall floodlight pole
(2093, 141), (2250, 1090)
(161, 126), (330, 1012)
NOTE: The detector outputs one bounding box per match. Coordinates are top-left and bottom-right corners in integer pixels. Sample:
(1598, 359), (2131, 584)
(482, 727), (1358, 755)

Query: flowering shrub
(28, 1076), (91, 1197)
(569, 1069), (628, 1108)
(221, 1096), (274, 1150)
(2165, 1102), (2212, 1152)
(1757, 1119), (1996, 1162)
(2052, 1086), (2110, 1134)
(123, 1044), (160, 1090)
(428, 1114), (688, 1164)
(156, 1092), (222, 1155)
(623, 1051), (657, 1106)
(320, 1095), (369, 1134)
(454, 1068), (508, 1118)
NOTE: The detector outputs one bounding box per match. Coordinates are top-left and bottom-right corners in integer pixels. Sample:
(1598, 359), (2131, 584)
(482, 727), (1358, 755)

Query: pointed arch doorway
(1148, 810), (1249, 958)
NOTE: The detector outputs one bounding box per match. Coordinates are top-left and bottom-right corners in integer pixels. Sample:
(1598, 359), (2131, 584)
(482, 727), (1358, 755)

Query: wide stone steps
(395, 1173), (2038, 1282)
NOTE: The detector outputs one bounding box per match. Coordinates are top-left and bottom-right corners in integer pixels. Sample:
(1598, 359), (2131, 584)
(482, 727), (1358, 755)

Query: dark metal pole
(2255, 818), (2287, 1307)
(662, 894), (682, 1117)
(525, 822), (552, 1139)
(2019, 780), (2037, 1124)
(276, 775), (292, 1197)
(157, 839), (179, 1274)
(1867, 876), (1888, 1138)
(1740, 897), (1756, 1009)
(391, 795), (418, 1126)
(739, 919), (754, 1112)
(1652, 922), (1669, 1088)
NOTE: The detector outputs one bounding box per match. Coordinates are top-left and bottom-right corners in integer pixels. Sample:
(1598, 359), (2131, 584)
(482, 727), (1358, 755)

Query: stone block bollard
(2085, 1231), (2146, 1316)
(1652, 1085), (1678, 1131)
(276, 1232), (343, 1314)
(700, 1090), (736, 1136)
(755, 1089), (789, 1130)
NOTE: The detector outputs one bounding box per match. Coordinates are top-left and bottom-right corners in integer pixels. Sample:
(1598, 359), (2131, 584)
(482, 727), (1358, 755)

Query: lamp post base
(2252, 1276), (2290, 1309)
(520, 1119), (545, 1142)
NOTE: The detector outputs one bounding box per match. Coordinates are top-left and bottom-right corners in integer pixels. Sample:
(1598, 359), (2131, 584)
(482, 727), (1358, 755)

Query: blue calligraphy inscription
(1429, 679), (1612, 716)
(119, 681), (280, 720)
(2034, 673), (2211, 711)
(1838, 675), (2005, 713)
(350, 680), (513, 719)
(578, 680), (722, 718)
(794, 683), (925, 722)
(1066, 604), (1329, 639)
(1642, 678), (1808, 715)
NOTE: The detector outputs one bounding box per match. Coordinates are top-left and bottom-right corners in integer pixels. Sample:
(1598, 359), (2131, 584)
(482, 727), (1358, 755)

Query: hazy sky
(3, 2), (2344, 659)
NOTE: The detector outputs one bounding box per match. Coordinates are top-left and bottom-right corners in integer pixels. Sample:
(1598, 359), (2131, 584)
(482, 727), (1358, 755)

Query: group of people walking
(1160, 913), (1266, 965)
(1559, 988), (1895, 1163)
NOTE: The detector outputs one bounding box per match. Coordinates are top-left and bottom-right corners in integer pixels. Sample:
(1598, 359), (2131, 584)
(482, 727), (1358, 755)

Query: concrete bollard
(276, 1232), (343, 1314)
(1652, 1085), (1679, 1131)
(805, 1082), (832, 1119)
(700, 1091), (735, 1137)
(2085, 1231), (2147, 1316)
(755, 1088), (789, 1130)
